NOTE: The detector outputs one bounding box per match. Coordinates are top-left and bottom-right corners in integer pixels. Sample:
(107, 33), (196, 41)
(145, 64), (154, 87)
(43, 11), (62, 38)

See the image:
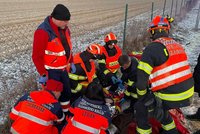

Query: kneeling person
(9, 79), (65, 134)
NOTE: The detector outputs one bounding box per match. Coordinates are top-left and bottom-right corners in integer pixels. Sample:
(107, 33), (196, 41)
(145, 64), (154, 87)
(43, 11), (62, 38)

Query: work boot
(186, 108), (200, 121)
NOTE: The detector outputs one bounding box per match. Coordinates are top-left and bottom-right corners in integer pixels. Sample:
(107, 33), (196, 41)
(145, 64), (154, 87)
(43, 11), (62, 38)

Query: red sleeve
(32, 29), (48, 75)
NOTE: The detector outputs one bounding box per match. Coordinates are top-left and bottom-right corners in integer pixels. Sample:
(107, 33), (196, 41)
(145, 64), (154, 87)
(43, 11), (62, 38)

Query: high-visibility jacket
(72, 53), (96, 83)
(149, 37), (192, 91)
(38, 17), (72, 70)
(102, 45), (122, 73)
(136, 36), (194, 107)
(10, 90), (64, 134)
(62, 96), (111, 134)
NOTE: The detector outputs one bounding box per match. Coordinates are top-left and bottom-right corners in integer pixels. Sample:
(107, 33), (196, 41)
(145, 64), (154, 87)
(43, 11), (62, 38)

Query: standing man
(32, 4), (72, 114)
(135, 15), (194, 134)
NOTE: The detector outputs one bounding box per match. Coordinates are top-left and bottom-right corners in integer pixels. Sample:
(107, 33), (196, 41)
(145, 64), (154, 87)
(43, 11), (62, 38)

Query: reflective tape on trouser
(162, 120), (176, 131)
(72, 119), (100, 134)
(10, 127), (19, 134)
(18, 112), (53, 126)
(136, 127), (152, 134)
(60, 101), (70, 112)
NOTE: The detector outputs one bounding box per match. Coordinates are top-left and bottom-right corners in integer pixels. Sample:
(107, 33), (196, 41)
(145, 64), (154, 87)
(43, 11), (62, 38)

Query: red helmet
(148, 15), (170, 33)
(87, 44), (102, 55)
(104, 32), (118, 45)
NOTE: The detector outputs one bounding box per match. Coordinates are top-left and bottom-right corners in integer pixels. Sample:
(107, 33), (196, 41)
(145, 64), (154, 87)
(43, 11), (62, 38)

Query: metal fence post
(170, 0), (174, 17)
(123, 4), (128, 47)
(175, 0), (178, 16)
(195, 4), (200, 30)
(179, 0), (184, 15)
(151, 2), (154, 20)
(163, 0), (167, 16)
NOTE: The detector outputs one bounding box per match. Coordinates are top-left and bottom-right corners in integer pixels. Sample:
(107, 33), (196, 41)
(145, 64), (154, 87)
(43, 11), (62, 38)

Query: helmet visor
(107, 40), (118, 45)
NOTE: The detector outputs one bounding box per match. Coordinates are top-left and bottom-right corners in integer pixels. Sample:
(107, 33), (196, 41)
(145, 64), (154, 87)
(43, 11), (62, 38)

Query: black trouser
(48, 69), (71, 104)
(134, 98), (178, 134)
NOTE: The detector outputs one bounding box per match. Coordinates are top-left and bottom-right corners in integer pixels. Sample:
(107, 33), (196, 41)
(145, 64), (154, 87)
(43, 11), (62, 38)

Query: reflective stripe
(45, 50), (66, 56)
(162, 120), (176, 131)
(89, 44), (101, 54)
(69, 73), (78, 80)
(69, 73), (87, 80)
(150, 61), (189, 79)
(136, 127), (152, 134)
(124, 90), (138, 98)
(72, 84), (82, 94)
(130, 93), (138, 98)
(44, 65), (67, 70)
(75, 83), (82, 91)
(112, 69), (118, 73)
(18, 112), (53, 126)
(60, 101), (70, 106)
(104, 69), (110, 75)
(98, 59), (106, 64)
(56, 113), (65, 122)
(93, 74), (97, 79)
(72, 119), (100, 134)
(164, 48), (168, 56)
(11, 108), (19, 115)
(124, 90), (131, 96)
(151, 69), (191, 88)
(127, 79), (134, 86)
(10, 127), (19, 134)
(154, 86), (194, 101)
(62, 108), (69, 112)
(137, 88), (147, 96)
(138, 61), (153, 75)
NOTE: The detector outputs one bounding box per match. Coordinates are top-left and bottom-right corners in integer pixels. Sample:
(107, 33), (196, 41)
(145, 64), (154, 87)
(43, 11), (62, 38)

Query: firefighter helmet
(104, 32), (118, 45)
(148, 15), (170, 34)
(87, 43), (102, 55)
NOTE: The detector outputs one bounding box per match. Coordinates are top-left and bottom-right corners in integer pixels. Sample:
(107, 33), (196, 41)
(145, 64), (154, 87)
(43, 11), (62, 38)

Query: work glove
(39, 74), (47, 85)
(70, 63), (76, 73)
(111, 76), (121, 85)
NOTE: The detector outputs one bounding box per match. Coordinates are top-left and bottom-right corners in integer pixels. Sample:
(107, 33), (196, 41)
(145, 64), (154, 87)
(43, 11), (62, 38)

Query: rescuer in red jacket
(9, 79), (65, 134)
(32, 4), (73, 113)
(61, 81), (112, 134)
(134, 15), (194, 134)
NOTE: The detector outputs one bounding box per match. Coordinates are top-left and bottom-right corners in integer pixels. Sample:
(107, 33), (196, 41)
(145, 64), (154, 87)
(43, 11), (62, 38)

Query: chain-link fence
(0, 0), (198, 132)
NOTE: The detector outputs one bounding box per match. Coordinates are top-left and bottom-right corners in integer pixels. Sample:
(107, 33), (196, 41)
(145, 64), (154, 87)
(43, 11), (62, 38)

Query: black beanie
(51, 4), (71, 21)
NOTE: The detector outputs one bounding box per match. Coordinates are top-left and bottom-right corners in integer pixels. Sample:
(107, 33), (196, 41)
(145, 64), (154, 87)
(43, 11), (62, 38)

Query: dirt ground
(0, 0), (168, 34)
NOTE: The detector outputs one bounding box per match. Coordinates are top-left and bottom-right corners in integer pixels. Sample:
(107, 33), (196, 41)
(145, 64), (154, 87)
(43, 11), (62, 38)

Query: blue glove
(111, 76), (122, 84)
(70, 63), (76, 73)
(39, 75), (47, 85)
(118, 82), (125, 91)
(112, 76), (125, 92)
